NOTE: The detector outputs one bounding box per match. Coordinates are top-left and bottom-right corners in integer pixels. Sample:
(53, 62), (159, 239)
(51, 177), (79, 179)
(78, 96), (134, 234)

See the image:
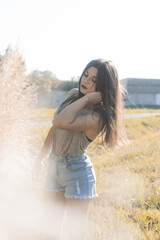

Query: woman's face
(80, 66), (98, 94)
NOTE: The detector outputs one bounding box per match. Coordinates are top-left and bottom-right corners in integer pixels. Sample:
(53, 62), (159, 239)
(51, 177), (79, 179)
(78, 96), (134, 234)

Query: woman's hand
(32, 156), (44, 180)
(84, 92), (102, 104)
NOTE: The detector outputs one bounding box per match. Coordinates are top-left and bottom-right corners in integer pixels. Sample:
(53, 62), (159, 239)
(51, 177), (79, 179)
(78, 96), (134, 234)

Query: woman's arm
(33, 126), (53, 179)
(52, 92), (102, 131)
(36, 126), (53, 162)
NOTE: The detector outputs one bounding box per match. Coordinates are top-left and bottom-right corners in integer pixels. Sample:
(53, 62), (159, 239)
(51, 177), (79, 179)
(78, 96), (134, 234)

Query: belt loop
(65, 158), (70, 168)
(56, 161), (59, 175)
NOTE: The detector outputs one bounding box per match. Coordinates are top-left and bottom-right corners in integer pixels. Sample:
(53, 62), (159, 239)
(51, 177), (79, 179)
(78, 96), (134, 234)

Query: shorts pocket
(68, 161), (87, 171)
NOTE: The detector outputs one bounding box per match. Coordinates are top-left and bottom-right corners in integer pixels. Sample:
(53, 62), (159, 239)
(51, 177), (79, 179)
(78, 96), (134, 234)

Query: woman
(35, 59), (129, 240)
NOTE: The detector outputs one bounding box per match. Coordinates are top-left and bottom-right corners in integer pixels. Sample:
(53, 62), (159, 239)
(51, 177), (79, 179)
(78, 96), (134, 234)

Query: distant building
(121, 78), (160, 106)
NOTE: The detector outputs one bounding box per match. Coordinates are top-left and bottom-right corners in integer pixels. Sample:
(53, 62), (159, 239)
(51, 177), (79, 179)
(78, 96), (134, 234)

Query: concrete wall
(37, 90), (68, 108)
(122, 78), (160, 106)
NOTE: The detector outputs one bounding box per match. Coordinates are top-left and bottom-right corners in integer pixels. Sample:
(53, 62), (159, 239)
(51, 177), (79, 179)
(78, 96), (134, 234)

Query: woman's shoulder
(67, 88), (79, 98)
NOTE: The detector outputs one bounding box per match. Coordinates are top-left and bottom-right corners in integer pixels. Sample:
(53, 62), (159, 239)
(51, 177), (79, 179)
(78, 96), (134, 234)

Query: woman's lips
(81, 85), (88, 89)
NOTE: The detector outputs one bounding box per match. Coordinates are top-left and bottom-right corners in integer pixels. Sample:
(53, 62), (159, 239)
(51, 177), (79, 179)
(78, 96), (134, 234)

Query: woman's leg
(63, 198), (91, 240)
(40, 190), (66, 240)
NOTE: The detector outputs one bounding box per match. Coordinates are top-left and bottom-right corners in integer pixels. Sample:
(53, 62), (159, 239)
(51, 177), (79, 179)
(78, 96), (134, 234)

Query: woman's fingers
(98, 92), (102, 101)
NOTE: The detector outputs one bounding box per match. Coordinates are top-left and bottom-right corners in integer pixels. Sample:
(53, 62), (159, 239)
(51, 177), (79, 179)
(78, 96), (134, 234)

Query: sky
(0, 0), (160, 80)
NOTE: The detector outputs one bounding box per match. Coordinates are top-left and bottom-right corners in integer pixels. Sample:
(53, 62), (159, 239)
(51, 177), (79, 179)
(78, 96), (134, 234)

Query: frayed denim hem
(64, 193), (98, 199)
(44, 188), (98, 199)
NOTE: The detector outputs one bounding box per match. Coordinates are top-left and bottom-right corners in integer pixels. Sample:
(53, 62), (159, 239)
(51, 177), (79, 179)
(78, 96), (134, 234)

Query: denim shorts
(44, 152), (98, 199)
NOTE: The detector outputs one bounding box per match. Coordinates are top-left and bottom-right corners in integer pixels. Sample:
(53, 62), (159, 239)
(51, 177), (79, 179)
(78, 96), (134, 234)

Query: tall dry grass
(0, 47), (39, 240)
(0, 47), (38, 160)
(86, 115), (160, 240)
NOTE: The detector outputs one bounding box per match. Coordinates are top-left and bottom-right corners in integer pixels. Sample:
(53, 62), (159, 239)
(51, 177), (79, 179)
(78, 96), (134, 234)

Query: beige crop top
(51, 95), (99, 157)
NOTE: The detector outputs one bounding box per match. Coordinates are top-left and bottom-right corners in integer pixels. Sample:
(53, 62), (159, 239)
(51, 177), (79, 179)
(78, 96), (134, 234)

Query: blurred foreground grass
(31, 108), (160, 240)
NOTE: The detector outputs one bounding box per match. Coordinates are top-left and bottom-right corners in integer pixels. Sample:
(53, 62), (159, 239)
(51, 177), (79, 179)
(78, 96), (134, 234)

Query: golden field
(31, 108), (160, 240)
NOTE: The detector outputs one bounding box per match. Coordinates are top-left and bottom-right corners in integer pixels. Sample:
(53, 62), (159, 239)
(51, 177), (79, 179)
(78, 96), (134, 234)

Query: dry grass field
(30, 108), (160, 240)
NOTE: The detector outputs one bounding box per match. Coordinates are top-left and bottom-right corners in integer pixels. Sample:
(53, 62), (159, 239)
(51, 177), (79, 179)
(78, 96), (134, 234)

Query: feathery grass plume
(0, 46), (38, 180)
(0, 47), (43, 239)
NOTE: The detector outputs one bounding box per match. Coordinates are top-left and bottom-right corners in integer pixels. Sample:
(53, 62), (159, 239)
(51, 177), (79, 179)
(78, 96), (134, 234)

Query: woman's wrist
(82, 94), (89, 105)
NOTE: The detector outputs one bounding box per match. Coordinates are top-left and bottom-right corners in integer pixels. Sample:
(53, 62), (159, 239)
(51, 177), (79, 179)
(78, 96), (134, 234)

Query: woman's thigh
(41, 190), (66, 224)
(63, 198), (91, 238)
(41, 190), (66, 238)
(66, 198), (91, 212)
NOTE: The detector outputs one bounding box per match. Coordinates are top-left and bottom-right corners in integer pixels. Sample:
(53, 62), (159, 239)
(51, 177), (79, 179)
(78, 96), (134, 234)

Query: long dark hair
(58, 59), (129, 149)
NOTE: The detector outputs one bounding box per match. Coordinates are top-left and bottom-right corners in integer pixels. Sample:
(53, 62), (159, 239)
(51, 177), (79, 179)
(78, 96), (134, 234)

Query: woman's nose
(85, 77), (90, 84)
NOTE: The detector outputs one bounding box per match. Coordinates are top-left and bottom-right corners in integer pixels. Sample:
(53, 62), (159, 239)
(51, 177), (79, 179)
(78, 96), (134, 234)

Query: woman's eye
(92, 79), (96, 83)
(84, 74), (88, 77)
